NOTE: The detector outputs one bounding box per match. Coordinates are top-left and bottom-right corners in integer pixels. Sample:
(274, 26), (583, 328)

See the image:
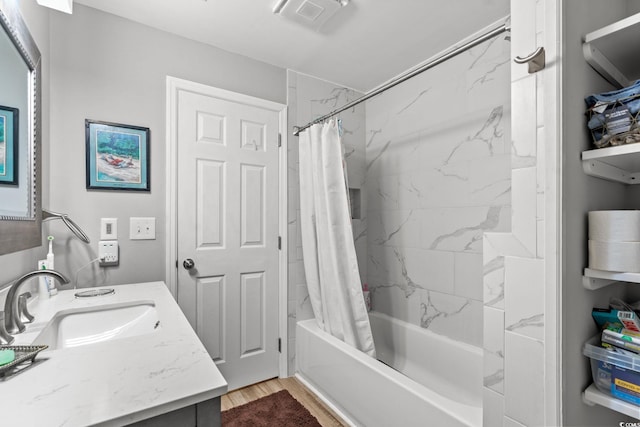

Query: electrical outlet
(130, 217), (156, 240)
(98, 240), (119, 266)
(101, 218), (118, 240)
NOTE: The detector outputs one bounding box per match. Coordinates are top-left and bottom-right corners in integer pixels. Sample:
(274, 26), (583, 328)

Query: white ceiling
(74, 0), (510, 92)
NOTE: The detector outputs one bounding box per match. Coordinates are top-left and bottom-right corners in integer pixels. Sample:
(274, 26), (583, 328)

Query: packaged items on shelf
(585, 79), (640, 148)
(602, 328), (640, 354)
(588, 210), (640, 273)
(592, 307), (625, 331)
(619, 310), (640, 332)
(589, 241), (640, 272)
(592, 298), (640, 354)
(588, 210), (640, 242)
(586, 298), (640, 405)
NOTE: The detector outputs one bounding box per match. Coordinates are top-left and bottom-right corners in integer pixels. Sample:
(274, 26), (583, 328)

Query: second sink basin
(34, 300), (160, 350)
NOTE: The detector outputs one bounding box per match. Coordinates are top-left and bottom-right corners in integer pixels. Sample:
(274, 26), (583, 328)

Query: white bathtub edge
(295, 373), (357, 427)
(296, 318), (481, 427)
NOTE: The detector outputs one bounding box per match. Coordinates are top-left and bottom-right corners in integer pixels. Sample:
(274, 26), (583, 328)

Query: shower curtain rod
(293, 19), (511, 136)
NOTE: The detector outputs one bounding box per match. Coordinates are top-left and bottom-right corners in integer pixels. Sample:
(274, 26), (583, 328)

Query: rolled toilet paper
(588, 210), (640, 241)
(589, 240), (640, 272)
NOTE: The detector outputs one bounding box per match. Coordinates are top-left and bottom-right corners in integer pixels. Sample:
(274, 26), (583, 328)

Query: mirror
(0, 17), (30, 217)
(0, 0), (42, 255)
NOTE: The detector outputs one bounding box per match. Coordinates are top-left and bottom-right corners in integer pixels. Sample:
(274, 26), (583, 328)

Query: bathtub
(296, 312), (482, 427)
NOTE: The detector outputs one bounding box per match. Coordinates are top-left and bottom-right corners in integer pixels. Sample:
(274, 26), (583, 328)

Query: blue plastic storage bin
(584, 335), (640, 406)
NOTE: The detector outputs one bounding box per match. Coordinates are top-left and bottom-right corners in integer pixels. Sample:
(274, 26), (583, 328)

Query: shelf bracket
(582, 275), (619, 290)
(582, 159), (638, 184)
(583, 42), (631, 89)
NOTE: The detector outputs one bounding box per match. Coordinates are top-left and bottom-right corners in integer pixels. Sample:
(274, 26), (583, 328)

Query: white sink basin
(33, 300), (160, 350)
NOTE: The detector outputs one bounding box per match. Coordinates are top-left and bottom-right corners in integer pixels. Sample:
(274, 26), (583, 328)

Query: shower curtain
(298, 120), (376, 357)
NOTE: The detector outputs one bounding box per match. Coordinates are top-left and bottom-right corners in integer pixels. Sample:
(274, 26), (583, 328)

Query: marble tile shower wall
(483, 1), (555, 425)
(365, 35), (511, 347)
(286, 70), (366, 375)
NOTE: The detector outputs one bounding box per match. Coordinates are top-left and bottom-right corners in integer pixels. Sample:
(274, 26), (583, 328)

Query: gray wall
(47, 5), (286, 287)
(562, 1), (640, 425)
(625, 1), (640, 204)
(0, 0), (50, 289)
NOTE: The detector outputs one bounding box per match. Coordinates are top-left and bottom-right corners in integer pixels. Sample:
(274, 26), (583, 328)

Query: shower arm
(42, 209), (91, 244)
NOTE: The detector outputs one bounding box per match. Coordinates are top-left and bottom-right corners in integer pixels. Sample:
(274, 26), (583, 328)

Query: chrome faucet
(3, 270), (69, 334)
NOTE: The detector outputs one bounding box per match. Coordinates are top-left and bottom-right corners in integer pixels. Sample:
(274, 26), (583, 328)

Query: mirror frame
(0, 0), (42, 255)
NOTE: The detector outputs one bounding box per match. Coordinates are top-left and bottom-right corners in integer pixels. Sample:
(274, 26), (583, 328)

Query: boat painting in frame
(0, 105), (18, 185)
(85, 120), (150, 191)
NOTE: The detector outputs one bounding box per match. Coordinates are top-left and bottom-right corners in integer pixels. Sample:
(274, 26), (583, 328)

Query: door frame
(165, 76), (289, 378)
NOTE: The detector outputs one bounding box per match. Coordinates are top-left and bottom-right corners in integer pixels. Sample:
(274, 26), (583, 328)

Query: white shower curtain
(298, 120), (376, 357)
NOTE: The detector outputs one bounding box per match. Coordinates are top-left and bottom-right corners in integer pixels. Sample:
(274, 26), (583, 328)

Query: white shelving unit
(582, 14), (640, 418)
(582, 144), (640, 184)
(583, 12), (640, 88)
(582, 268), (640, 290)
(581, 13), (640, 184)
(583, 384), (640, 420)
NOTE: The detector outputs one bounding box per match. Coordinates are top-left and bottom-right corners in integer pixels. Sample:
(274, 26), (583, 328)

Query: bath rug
(222, 389), (322, 427)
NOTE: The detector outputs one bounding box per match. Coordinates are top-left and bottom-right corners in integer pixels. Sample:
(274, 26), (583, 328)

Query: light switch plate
(130, 217), (156, 240)
(100, 218), (118, 240)
(98, 240), (119, 266)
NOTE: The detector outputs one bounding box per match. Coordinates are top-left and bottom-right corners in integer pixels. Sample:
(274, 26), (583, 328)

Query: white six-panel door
(176, 89), (281, 391)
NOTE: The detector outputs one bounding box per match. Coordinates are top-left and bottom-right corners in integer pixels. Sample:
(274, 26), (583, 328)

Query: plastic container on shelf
(584, 335), (640, 405)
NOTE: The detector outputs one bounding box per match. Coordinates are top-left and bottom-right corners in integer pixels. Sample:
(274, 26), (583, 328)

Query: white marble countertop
(1, 281), (227, 426)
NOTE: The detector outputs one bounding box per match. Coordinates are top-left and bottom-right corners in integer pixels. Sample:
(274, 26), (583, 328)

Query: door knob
(183, 258), (195, 270)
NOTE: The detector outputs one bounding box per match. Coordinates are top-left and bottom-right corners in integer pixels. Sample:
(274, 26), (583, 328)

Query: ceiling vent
(297, 1), (324, 21)
(273, 0), (350, 31)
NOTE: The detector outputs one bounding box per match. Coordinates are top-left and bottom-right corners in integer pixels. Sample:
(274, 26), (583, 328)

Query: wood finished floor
(221, 377), (347, 427)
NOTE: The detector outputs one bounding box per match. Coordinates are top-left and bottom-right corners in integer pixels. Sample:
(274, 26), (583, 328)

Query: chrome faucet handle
(12, 302), (26, 333)
(0, 312), (15, 345)
(18, 292), (34, 323)
(4, 269), (69, 334)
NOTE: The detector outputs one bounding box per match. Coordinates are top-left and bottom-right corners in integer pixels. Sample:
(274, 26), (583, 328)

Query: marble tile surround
(286, 8), (554, 425)
(482, 1), (556, 426)
(286, 71), (366, 375)
(365, 32), (511, 347)
(287, 22), (512, 372)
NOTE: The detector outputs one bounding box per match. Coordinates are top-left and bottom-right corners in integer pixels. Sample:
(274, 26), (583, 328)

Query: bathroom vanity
(2, 281), (227, 426)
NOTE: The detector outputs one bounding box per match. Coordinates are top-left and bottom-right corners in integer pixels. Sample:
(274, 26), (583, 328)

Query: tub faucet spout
(4, 270), (69, 334)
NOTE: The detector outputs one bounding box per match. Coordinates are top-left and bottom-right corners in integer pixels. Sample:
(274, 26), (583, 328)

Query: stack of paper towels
(589, 210), (640, 272)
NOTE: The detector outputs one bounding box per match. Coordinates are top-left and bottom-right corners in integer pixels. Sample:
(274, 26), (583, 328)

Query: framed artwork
(85, 120), (150, 191)
(0, 105), (19, 185)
